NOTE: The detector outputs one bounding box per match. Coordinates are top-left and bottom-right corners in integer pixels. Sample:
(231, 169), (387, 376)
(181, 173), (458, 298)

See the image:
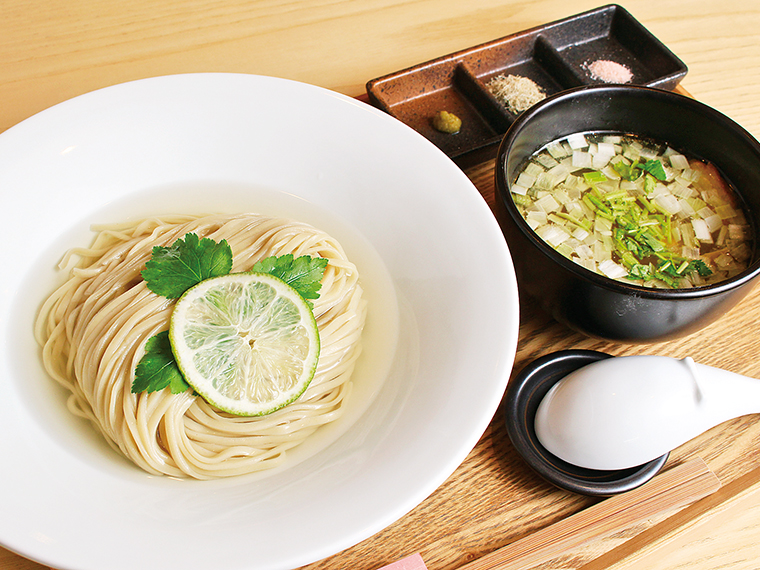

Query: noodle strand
(36, 213), (366, 479)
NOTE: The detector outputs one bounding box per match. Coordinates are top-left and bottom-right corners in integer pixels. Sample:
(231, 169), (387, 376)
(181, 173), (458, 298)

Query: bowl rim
(495, 83), (760, 300)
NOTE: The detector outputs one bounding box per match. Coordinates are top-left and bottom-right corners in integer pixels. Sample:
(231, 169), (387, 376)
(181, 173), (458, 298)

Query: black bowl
(494, 85), (760, 342)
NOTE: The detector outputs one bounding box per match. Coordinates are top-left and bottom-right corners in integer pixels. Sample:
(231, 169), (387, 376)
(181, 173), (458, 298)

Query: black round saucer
(504, 350), (668, 497)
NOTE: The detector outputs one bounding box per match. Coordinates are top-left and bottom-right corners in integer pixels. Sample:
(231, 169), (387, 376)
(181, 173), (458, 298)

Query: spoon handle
(693, 360), (760, 419)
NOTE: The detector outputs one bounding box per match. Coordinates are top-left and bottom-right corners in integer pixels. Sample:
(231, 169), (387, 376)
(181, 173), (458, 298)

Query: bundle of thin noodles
(34, 213), (366, 479)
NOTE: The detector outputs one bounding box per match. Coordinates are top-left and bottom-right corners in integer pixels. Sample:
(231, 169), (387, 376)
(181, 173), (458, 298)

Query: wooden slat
(456, 458), (720, 570)
(578, 463), (760, 570)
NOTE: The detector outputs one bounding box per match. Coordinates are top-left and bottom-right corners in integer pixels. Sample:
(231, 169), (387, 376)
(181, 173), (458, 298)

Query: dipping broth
(510, 132), (754, 289)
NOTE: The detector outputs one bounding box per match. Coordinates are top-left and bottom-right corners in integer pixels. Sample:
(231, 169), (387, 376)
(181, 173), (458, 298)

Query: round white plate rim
(0, 73), (519, 570)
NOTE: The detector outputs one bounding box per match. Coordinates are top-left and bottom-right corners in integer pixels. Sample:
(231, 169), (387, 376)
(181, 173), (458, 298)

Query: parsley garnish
(252, 254), (328, 308)
(133, 233), (329, 395)
(132, 331), (189, 394)
(142, 233), (233, 299)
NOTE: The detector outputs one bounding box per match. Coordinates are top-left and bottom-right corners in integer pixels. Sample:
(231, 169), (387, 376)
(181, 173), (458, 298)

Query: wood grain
(1, 1), (759, 140)
(458, 458), (720, 570)
(578, 465), (760, 570)
(300, 151), (760, 570)
(1, 1), (759, 569)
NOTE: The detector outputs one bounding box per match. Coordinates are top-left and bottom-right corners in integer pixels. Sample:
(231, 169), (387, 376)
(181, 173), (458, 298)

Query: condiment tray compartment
(365, 4), (688, 167)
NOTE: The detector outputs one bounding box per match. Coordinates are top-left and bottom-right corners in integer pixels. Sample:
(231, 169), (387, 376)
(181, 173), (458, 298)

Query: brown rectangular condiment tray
(366, 4), (688, 167)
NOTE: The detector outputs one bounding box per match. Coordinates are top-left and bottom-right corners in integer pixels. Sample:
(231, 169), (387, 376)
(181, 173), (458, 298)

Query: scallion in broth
(511, 132), (753, 289)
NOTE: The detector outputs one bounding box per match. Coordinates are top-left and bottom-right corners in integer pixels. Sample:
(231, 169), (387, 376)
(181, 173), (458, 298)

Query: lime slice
(169, 272), (320, 416)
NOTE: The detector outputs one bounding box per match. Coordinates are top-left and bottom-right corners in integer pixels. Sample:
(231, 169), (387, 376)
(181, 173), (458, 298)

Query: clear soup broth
(511, 132), (754, 289)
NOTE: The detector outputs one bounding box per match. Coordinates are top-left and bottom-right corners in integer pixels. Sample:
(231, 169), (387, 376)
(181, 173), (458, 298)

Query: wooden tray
(302, 84), (760, 570)
(2, 45), (749, 570)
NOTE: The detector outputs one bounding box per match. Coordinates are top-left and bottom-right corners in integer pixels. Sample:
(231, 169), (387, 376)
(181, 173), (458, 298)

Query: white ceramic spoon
(534, 355), (760, 470)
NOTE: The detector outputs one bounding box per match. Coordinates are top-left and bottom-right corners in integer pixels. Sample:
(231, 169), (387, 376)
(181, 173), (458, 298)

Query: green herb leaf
(613, 161), (642, 182)
(641, 231), (666, 253)
(142, 233), (233, 299)
(252, 254), (329, 306)
(628, 263), (653, 280)
(132, 331), (189, 394)
(658, 260), (677, 276)
(133, 236), (330, 396)
(690, 259), (713, 277)
(653, 260), (681, 286)
(641, 159), (667, 181)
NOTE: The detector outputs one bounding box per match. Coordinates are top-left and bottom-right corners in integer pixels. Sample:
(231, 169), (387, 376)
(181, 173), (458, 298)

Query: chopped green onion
(583, 171), (608, 184)
(511, 132), (750, 289)
(512, 193), (531, 207)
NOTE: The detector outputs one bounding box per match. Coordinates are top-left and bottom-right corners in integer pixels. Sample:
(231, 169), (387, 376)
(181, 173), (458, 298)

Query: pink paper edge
(377, 552), (427, 570)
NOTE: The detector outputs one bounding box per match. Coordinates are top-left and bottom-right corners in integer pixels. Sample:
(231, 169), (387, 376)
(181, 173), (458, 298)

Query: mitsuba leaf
(132, 331), (189, 394)
(641, 159), (667, 181)
(641, 231), (665, 252)
(142, 233), (233, 299)
(690, 259), (713, 277)
(252, 254), (329, 306)
(628, 263), (652, 280)
(613, 161), (639, 181)
(615, 159), (667, 182)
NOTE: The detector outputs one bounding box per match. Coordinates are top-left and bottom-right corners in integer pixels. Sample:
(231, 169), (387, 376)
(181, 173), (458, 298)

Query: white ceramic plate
(0, 73), (519, 570)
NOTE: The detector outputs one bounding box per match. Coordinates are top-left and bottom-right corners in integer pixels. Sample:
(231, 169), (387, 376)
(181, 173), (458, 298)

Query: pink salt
(585, 59), (633, 84)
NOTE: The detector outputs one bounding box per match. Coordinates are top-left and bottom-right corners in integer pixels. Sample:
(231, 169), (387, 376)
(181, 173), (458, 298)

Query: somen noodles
(34, 213), (366, 479)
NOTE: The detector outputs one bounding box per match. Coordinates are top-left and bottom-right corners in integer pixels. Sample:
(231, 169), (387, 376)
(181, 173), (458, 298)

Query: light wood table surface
(2, 1), (759, 569)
